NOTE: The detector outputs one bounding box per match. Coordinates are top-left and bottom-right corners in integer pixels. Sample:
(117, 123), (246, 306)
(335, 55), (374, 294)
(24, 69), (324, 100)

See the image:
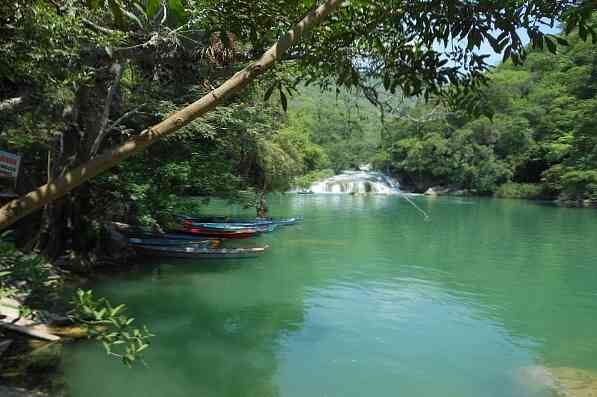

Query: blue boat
(181, 221), (277, 233)
(133, 244), (269, 259)
(127, 237), (219, 247)
(179, 215), (302, 227)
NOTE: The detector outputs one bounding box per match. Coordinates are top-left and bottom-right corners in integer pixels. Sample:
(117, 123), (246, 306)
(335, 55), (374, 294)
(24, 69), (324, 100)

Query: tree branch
(0, 0), (345, 230)
(90, 63), (125, 158)
(82, 18), (117, 35)
(105, 105), (145, 134)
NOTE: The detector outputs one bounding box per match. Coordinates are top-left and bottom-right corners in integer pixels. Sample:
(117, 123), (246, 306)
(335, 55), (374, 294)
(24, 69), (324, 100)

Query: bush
(495, 182), (547, 199)
(293, 169), (335, 189)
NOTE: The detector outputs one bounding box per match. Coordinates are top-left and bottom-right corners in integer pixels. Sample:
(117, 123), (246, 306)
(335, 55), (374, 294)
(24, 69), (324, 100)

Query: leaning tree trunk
(0, 0), (343, 230)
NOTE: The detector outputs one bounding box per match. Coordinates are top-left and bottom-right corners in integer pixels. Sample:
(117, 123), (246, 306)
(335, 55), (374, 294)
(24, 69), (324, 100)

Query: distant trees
(375, 15), (597, 204)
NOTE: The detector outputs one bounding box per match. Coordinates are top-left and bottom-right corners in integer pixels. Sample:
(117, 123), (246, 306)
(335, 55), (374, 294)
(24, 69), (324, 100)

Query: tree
(0, 0), (343, 232)
(1, 0), (595, 230)
(375, 11), (597, 201)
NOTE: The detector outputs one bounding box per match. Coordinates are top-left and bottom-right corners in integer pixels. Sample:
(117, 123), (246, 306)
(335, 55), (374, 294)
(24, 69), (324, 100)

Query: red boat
(175, 226), (259, 239)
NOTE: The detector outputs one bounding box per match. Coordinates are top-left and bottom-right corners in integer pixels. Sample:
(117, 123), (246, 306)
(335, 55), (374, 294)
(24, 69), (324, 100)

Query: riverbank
(0, 234), (146, 396)
(421, 182), (597, 208)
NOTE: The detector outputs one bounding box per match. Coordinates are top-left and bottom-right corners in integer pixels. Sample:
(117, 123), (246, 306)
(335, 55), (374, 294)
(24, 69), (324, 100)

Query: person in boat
(257, 192), (268, 219)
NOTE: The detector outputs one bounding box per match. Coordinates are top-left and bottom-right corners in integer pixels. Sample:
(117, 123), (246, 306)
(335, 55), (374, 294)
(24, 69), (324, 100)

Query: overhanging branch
(0, 0), (345, 230)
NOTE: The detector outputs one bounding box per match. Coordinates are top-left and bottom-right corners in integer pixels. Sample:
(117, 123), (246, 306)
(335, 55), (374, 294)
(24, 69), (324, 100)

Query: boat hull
(133, 244), (268, 259)
(182, 222), (277, 233)
(175, 227), (259, 239)
(128, 237), (219, 247)
(179, 216), (301, 227)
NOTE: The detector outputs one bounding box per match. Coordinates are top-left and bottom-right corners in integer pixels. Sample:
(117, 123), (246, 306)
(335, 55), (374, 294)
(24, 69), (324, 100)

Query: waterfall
(309, 170), (400, 194)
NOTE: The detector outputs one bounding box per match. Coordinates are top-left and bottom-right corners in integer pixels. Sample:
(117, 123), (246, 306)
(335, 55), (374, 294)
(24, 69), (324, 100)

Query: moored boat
(132, 244), (269, 259)
(175, 227), (260, 239)
(127, 237), (220, 247)
(179, 215), (302, 227)
(181, 221), (277, 233)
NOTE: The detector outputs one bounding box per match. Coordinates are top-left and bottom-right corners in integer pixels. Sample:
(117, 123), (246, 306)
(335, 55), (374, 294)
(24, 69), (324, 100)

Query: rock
(0, 339), (13, 357)
(0, 298), (61, 342)
(449, 189), (469, 196)
(424, 187), (438, 196)
(550, 367), (597, 397)
(424, 186), (452, 196)
(27, 342), (62, 370)
(0, 386), (48, 397)
(517, 366), (597, 397)
(47, 324), (101, 339)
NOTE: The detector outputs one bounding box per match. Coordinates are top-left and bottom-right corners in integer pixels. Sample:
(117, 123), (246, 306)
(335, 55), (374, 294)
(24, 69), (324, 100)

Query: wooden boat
(175, 227), (259, 239)
(179, 216), (301, 227)
(132, 244), (269, 259)
(127, 237), (220, 247)
(128, 232), (222, 241)
(181, 221), (277, 233)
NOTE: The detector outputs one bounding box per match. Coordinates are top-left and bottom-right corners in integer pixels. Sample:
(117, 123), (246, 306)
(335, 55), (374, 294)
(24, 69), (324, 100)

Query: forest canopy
(371, 15), (597, 204)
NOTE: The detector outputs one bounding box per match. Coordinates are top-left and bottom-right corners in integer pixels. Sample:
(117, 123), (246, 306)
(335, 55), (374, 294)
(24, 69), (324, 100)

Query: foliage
(376, 17), (597, 201)
(0, 236), (62, 307)
(293, 169), (335, 189)
(70, 289), (154, 367)
(284, 84), (381, 174)
(495, 183), (547, 200)
(0, 237), (152, 367)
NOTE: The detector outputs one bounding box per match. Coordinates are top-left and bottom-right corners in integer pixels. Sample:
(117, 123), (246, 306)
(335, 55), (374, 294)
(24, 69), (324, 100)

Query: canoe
(132, 244), (269, 259)
(181, 221), (277, 233)
(175, 227), (259, 239)
(127, 237), (220, 247)
(128, 232), (222, 241)
(179, 216), (302, 226)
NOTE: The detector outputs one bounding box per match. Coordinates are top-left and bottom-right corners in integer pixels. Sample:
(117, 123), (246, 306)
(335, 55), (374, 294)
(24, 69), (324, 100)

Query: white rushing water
(309, 170), (400, 194)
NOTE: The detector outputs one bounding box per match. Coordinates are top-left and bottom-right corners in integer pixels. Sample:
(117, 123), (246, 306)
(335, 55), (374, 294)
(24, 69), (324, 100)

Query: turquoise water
(62, 195), (597, 397)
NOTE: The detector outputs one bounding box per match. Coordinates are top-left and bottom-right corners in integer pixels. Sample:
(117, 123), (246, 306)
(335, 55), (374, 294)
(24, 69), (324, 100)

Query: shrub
(495, 182), (547, 199)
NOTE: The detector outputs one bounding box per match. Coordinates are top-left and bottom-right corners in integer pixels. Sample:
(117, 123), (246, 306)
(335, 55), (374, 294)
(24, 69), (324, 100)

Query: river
(62, 195), (597, 397)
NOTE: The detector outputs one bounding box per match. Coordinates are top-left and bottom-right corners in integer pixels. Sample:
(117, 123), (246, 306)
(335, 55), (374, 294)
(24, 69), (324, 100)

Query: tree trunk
(0, 0), (344, 230)
(37, 63), (124, 258)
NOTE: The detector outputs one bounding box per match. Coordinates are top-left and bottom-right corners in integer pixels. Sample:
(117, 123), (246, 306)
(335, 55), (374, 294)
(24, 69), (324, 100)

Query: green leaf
(279, 90), (288, 112)
(146, 0), (160, 18)
(167, 0), (187, 25)
(264, 84), (276, 101)
(108, 0), (127, 28)
(579, 24), (588, 41)
(86, 0), (102, 9)
(545, 37), (557, 54)
(123, 8), (144, 30)
(552, 35), (568, 46)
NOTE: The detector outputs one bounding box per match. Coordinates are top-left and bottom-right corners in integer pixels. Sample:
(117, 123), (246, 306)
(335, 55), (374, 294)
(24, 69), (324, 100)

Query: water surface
(63, 195), (597, 397)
